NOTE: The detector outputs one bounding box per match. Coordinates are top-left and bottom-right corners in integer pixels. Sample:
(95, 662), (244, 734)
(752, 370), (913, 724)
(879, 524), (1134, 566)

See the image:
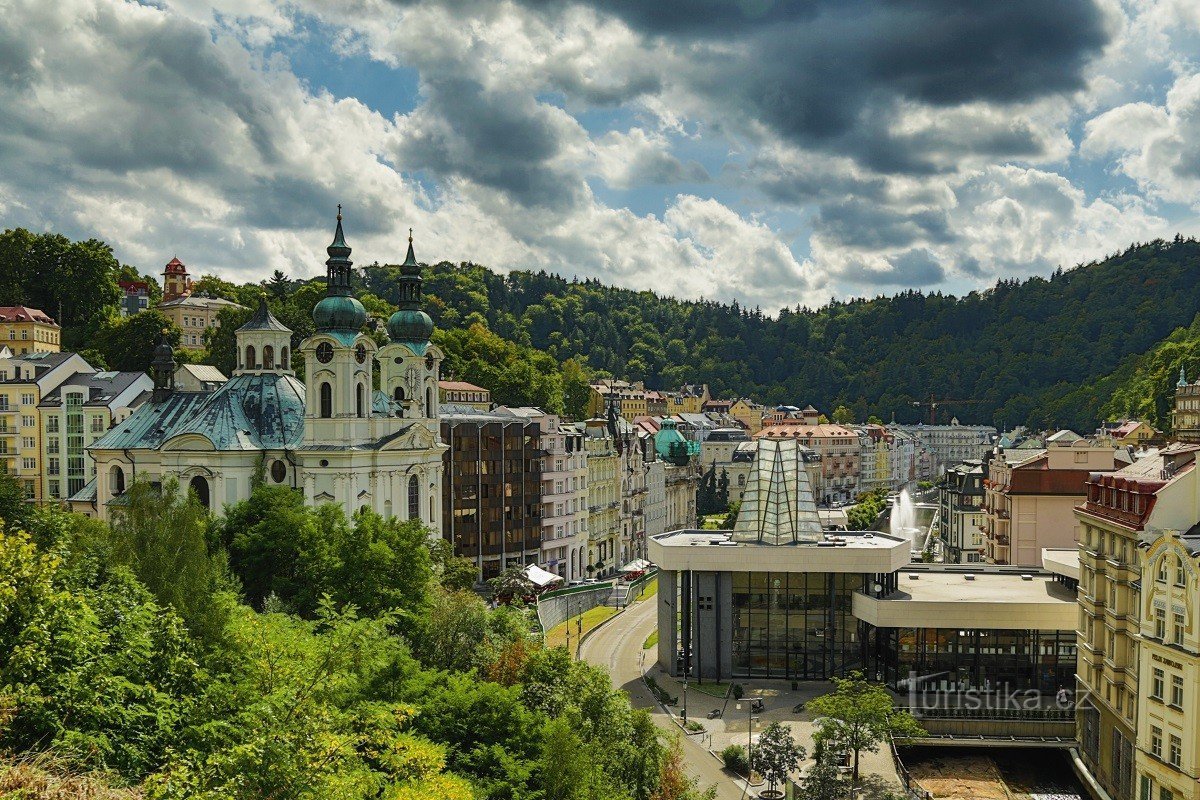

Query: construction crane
(911, 395), (981, 425)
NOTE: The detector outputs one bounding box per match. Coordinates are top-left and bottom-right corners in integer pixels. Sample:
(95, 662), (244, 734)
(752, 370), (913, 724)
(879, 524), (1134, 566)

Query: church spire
(312, 206), (367, 333)
(386, 227), (434, 344)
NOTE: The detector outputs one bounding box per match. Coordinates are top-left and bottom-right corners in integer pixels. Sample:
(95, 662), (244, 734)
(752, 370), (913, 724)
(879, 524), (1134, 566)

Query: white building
(85, 215), (446, 529)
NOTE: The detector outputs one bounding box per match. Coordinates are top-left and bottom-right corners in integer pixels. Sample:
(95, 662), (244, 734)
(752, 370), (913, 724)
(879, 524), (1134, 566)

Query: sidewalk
(646, 665), (903, 792)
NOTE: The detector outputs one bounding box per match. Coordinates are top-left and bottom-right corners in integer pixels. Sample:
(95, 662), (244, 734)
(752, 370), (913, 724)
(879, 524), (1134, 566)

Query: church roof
(91, 391), (215, 450)
(167, 372), (305, 450)
(238, 297), (290, 333)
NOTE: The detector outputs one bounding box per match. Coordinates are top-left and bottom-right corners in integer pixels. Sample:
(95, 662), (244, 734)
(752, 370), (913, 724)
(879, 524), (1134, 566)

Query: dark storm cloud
(395, 76), (587, 209)
(815, 199), (953, 250)
(841, 247), (947, 286)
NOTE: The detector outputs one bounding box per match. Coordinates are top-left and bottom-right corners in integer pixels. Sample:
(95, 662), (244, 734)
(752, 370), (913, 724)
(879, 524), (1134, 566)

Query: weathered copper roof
(237, 297), (291, 333)
(167, 373), (305, 450)
(91, 391), (214, 450)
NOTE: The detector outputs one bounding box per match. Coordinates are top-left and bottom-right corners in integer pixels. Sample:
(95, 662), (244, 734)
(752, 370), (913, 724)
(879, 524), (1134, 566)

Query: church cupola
(386, 229), (434, 345)
(151, 332), (176, 402)
(235, 296), (293, 375)
(312, 207), (367, 334)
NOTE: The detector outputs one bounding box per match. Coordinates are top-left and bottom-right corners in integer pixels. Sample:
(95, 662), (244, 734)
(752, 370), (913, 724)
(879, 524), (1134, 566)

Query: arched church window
(245, 345), (256, 370)
(320, 382), (332, 418)
(356, 383), (365, 418)
(394, 386), (405, 402)
(189, 475), (210, 510)
(408, 474), (419, 519)
(281, 347), (289, 369)
(111, 465), (125, 496)
(263, 345), (274, 369)
(426, 387), (434, 416)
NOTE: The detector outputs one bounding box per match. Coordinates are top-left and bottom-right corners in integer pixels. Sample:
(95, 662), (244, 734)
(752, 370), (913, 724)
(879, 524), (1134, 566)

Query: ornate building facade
(84, 213), (445, 529)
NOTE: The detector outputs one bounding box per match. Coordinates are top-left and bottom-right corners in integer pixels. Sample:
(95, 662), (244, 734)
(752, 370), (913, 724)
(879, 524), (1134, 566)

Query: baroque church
(82, 211), (447, 529)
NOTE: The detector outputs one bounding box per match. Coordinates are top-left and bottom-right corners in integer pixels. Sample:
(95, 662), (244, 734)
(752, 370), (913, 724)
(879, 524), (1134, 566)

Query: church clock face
(425, 353), (435, 371)
(355, 343), (367, 364)
(315, 342), (334, 364)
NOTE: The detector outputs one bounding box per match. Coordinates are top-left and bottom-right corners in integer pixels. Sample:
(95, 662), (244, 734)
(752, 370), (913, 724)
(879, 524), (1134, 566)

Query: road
(579, 597), (746, 800)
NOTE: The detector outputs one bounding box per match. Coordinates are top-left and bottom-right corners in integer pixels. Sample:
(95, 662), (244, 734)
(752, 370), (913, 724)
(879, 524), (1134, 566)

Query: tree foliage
(750, 722), (804, 794)
(807, 671), (924, 783)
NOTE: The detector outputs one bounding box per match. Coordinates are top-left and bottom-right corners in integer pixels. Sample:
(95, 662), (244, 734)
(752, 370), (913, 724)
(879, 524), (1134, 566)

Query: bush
(732, 683), (745, 699)
(684, 720), (705, 732)
(721, 744), (748, 775)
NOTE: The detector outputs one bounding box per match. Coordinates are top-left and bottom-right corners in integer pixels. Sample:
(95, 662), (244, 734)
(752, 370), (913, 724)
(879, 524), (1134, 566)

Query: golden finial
(336, 203), (342, 222)
(408, 227), (413, 244)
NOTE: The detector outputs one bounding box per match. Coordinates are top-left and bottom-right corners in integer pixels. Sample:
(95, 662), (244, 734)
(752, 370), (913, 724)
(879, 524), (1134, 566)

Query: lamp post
(682, 667), (689, 723)
(735, 701), (757, 781)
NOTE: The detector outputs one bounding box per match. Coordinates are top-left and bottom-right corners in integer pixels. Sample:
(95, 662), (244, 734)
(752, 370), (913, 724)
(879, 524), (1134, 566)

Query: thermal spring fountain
(889, 488), (924, 554)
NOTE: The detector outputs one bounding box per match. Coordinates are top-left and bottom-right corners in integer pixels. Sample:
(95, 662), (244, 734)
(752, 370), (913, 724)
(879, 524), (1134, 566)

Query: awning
(621, 558), (651, 573)
(524, 564), (564, 587)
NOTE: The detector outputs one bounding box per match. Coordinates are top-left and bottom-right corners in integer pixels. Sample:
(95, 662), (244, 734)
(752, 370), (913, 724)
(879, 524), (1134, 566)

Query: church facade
(83, 212), (446, 530)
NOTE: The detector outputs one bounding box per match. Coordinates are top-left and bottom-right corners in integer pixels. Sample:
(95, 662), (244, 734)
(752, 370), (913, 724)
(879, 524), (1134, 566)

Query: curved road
(580, 598), (746, 800)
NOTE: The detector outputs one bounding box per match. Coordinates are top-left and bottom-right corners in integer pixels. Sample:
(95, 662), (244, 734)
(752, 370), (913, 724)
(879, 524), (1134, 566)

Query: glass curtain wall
(871, 627), (1077, 693)
(730, 571), (864, 679)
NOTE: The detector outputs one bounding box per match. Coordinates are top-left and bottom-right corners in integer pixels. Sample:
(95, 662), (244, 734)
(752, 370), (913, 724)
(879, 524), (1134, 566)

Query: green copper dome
(313, 294), (367, 332)
(387, 307), (434, 343)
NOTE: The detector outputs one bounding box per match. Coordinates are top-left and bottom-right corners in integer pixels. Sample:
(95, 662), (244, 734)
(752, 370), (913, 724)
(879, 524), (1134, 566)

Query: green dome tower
(386, 229), (434, 345)
(313, 206), (367, 333)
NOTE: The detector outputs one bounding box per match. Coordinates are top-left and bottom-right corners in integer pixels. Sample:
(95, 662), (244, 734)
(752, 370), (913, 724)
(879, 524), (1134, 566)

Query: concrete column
(657, 569), (677, 676)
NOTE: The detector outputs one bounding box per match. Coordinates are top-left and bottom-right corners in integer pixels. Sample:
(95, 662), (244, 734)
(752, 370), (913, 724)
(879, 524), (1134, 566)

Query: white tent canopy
(620, 559), (651, 573)
(524, 564), (564, 587)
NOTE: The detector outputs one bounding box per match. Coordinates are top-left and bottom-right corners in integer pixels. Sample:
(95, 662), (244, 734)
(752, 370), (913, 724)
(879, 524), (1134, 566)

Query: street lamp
(735, 700), (758, 780)
(682, 666), (688, 723)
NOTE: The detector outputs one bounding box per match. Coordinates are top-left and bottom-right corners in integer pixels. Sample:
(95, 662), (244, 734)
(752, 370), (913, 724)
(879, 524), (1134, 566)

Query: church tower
(235, 296), (293, 375)
(378, 229), (442, 426)
(299, 208), (377, 446)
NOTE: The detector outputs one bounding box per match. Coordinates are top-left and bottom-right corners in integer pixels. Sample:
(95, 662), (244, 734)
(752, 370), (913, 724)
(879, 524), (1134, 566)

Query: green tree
(429, 537), (479, 590)
(108, 479), (232, 648)
(807, 671), (924, 784)
(831, 405), (854, 424)
(93, 310), (181, 372)
(490, 566), (535, 603)
(264, 269), (292, 299)
(866, 415), (884, 425)
(201, 304), (255, 376)
(750, 722), (804, 795)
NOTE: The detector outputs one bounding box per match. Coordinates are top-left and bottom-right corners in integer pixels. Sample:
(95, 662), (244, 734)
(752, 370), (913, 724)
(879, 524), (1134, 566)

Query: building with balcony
(442, 406), (543, 582)
(891, 420), (996, 476)
(938, 459), (985, 563)
(1073, 445), (1200, 800)
(983, 439), (1121, 566)
(439, 380), (491, 411)
(0, 306), (60, 355)
(39, 370), (151, 502)
(0, 350), (93, 500)
(118, 280), (151, 317)
(585, 418), (620, 577)
(502, 407), (587, 581)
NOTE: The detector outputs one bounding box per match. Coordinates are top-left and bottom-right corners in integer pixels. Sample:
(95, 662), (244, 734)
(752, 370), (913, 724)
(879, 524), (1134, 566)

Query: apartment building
(0, 351), (93, 500)
(439, 380), (491, 411)
(984, 439), (1120, 566)
(156, 258), (245, 350)
(441, 406), (543, 581)
(585, 418), (620, 577)
(1074, 445), (1200, 800)
(754, 419), (861, 503)
(503, 408), (587, 581)
(938, 460), (985, 563)
(891, 420), (996, 475)
(40, 370), (152, 501)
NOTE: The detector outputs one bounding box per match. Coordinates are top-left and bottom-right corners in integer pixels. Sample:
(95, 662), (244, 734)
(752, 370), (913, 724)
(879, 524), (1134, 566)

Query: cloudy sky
(1, 0), (1198, 311)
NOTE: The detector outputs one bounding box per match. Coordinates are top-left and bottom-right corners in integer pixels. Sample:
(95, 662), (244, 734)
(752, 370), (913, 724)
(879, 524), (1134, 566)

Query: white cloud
(1082, 72), (1200, 206)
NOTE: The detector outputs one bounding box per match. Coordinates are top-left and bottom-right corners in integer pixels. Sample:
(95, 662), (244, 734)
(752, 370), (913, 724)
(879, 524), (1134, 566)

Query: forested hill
(363, 236), (1200, 432)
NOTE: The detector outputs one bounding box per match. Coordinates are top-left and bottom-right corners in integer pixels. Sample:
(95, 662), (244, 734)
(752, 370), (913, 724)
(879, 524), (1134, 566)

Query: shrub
(721, 744), (748, 775)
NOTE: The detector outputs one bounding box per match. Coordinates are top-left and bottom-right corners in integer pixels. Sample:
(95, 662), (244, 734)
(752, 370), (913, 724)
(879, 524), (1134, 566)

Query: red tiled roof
(0, 305), (57, 325)
(164, 257), (187, 274)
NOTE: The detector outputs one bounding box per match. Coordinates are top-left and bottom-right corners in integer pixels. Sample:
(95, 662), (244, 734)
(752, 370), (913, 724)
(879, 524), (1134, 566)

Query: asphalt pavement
(578, 597), (749, 800)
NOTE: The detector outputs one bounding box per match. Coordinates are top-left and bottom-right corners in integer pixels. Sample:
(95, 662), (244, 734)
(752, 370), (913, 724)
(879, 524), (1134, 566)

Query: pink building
(984, 439), (1122, 566)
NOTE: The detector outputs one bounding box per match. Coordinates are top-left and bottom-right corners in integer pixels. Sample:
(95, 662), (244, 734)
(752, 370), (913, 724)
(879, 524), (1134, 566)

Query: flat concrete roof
(648, 529), (912, 574)
(853, 569), (1077, 631)
(1041, 548), (1080, 580)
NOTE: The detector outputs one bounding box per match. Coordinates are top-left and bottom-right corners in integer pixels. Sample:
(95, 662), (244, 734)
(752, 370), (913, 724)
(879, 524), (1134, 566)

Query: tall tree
(93, 310), (181, 372)
(807, 671), (924, 784)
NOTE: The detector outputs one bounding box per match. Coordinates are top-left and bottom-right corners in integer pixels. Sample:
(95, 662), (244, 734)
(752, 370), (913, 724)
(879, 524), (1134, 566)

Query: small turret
(151, 332), (176, 402)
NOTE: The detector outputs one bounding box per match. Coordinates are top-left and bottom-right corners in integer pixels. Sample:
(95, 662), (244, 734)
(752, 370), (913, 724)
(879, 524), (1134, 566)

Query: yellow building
(0, 306), (60, 354)
(155, 257), (245, 349)
(729, 398), (764, 434)
(587, 381), (649, 421)
(1137, 528), (1200, 800)
(670, 383), (709, 415)
(1074, 445), (1200, 800)
(1105, 419), (1159, 447)
(0, 351), (93, 501)
(584, 418), (620, 577)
